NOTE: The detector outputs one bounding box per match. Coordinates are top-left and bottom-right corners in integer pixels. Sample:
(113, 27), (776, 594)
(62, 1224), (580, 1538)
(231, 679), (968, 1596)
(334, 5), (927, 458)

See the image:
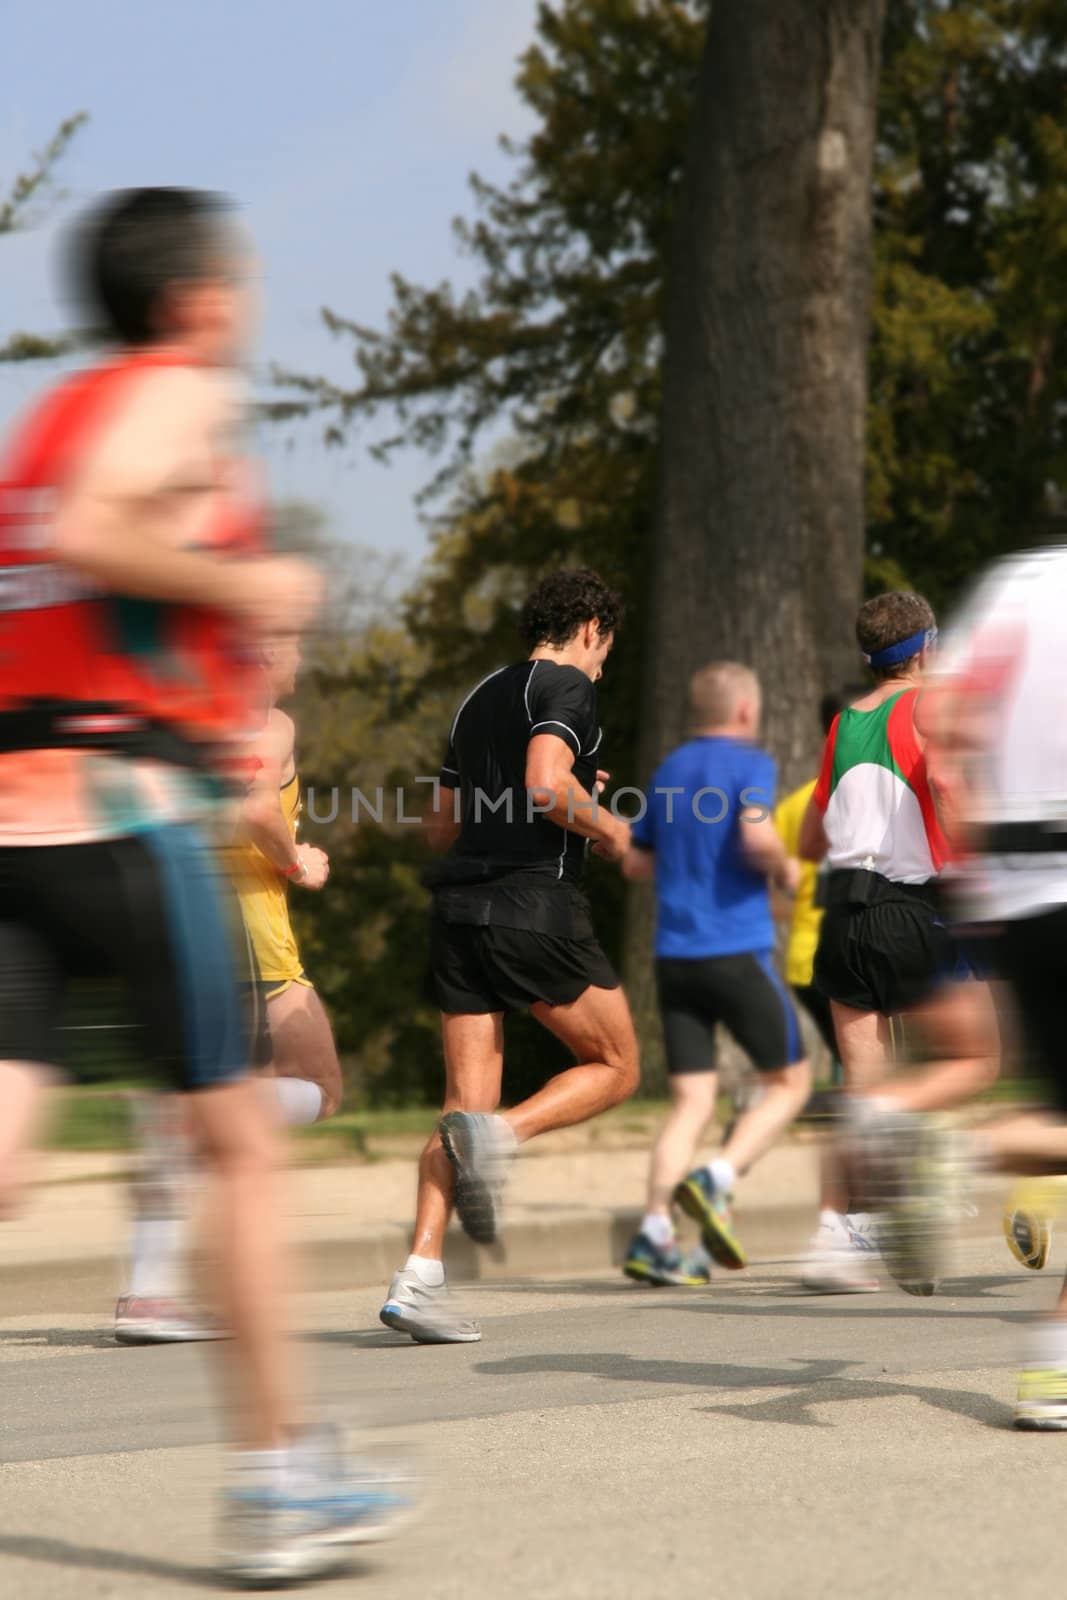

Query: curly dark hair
(856, 591), (936, 681)
(519, 568), (624, 649)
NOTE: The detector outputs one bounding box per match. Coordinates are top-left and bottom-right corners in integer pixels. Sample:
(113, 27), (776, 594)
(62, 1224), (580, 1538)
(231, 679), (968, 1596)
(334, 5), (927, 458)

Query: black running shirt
(439, 660), (602, 884)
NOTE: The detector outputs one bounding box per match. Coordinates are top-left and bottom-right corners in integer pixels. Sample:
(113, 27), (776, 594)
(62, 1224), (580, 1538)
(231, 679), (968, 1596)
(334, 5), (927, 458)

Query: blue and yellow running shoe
(623, 1232), (712, 1287)
(673, 1169), (746, 1270)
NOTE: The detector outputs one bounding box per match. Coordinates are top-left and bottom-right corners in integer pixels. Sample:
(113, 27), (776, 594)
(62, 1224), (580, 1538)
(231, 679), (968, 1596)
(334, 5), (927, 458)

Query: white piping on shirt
(524, 659), (539, 719)
(530, 718), (581, 753)
(449, 664), (509, 745)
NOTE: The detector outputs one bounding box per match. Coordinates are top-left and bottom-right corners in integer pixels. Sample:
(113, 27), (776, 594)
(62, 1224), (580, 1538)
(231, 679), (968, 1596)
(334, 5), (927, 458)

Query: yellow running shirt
(230, 772), (308, 989)
(774, 778), (822, 988)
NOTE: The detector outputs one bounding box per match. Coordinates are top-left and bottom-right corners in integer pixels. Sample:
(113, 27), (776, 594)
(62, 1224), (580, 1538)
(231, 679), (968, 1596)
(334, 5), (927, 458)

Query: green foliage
(871, 1), (1067, 606)
(274, 0), (708, 772)
(1, 112), (88, 365)
(279, 529), (456, 1103)
(271, 4), (711, 1102)
(274, 0), (1067, 1102)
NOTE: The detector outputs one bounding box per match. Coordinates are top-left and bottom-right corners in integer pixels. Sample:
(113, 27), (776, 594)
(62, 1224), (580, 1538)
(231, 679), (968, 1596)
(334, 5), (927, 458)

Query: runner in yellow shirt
(773, 694), (842, 1071)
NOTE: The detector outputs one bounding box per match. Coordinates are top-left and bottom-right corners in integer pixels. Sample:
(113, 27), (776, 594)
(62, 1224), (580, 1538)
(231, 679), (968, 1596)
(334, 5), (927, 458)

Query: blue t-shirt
(631, 736), (777, 959)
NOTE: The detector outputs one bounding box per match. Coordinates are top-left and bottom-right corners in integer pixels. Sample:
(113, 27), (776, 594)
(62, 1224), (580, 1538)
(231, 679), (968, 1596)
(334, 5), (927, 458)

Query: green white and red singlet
(812, 688), (948, 885)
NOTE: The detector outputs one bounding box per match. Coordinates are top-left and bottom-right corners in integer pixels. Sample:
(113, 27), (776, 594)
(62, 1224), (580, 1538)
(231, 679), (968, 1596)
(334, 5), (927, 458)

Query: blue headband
(863, 627), (937, 669)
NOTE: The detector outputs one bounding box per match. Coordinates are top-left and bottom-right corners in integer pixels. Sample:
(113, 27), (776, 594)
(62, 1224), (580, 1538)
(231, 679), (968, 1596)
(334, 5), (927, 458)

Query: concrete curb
(3, 1202), (816, 1317)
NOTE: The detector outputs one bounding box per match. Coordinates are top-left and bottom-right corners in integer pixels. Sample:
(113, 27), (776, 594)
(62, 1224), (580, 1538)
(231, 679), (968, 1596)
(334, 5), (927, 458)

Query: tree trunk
(627, 0), (886, 1089)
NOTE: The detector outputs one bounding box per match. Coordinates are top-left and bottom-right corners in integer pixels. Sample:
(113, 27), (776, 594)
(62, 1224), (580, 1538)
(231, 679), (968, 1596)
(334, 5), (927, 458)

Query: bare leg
(832, 1002), (893, 1092)
(408, 1012), (504, 1261)
(1055, 1271), (1067, 1322)
(0, 1061), (52, 1218)
(647, 1072), (718, 1216)
(876, 981), (1000, 1113)
(820, 1004), (895, 1215)
(818, 1138), (852, 1217)
(265, 983), (343, 1119)
(505, 984), (639, 1142)
(186, 1077), (295, 1450)
(978, 1111), (1067, 1176)
(719, 1059), (812, 1176)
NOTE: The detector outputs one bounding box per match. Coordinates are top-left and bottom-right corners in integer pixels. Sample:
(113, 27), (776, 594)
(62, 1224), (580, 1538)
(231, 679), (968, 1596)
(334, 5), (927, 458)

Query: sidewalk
(5, 1121), (1012, 1315)
(4, 1130), (825, 1314)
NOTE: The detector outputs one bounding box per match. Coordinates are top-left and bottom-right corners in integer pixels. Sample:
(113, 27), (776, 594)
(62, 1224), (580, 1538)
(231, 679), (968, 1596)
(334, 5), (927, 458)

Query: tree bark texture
(628, 0), (886, 1087)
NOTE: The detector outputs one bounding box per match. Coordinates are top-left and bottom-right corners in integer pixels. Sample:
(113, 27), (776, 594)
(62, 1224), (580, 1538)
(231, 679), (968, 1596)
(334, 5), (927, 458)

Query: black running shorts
(428, 919), (618, 1014)
(0, 825), (253, 1091)
(814, 896), (967, 1017)
(997, 906), (1067, 1115)
(655, 951), (804, 1075)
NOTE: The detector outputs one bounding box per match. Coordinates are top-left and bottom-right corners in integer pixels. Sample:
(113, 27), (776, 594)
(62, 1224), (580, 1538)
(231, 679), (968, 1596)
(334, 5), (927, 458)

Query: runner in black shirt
(380, 569), (640, 1344)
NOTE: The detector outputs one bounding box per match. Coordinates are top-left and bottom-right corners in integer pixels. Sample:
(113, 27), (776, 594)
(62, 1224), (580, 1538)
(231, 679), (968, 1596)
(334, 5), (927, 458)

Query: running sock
(267, 1077), (324, 1127)
(706, 1157), (737, 1196)
(237, 1447), (290, 1494)
(641, 1213), (675, 1248)
(1024, 1318), (1067, 1371)
(126, 1216), (184, 1299)
(405, 1254), (445, 1288)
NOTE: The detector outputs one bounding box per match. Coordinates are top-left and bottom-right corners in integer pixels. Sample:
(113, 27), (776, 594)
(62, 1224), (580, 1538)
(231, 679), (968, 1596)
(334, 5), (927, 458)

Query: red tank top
(0, 350), (263, 767)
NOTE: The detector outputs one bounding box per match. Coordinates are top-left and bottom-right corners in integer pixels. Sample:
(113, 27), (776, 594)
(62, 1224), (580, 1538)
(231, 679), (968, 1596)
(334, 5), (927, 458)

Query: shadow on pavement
(637, 1278), (1032, 1326)
(306, 1328), (423, 1349)
(474, 1350), (1009, 1430)
(0, 1534), (206, 1588)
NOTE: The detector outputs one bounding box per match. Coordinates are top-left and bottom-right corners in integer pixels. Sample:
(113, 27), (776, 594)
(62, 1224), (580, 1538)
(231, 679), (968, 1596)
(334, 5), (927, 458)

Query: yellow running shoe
(1015, 1366), (1067, 1431)
(1004, 1179), (1062, 1271)
(674, 1169), (746, 1270)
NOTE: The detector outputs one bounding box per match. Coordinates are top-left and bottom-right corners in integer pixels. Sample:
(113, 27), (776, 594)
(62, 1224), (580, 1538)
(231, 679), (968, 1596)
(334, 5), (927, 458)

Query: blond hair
(687, 662), (760, 729)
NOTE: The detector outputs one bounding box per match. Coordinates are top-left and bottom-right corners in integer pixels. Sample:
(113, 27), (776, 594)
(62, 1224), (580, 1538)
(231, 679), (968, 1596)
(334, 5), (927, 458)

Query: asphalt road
(0, 1229), (1063, 1599)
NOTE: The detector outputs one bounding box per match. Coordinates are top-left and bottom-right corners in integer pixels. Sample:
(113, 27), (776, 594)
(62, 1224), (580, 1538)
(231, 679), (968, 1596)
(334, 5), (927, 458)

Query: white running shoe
(844, 1213), (881, 1253)
(800, 1213), (880, 1294)
(218, 1426), (420, 1585)
(379, 1269), (482, 1344)
(114, 1295), (224, 1345)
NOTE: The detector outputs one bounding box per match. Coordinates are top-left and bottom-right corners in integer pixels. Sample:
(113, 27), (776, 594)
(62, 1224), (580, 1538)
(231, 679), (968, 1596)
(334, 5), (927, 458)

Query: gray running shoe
(846, 1098), (921, 1213)
(438, 1111), (517, 1245)
(879, 1116), (956, 1296)
(379, 1268), (481, 1344)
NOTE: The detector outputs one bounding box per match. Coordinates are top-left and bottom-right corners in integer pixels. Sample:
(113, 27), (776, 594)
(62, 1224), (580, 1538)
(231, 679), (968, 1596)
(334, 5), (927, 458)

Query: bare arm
(52, 366), (320, 629)
(525, 734), (630, 861)
(239, 710), (327, 888)
(917, 682), (979, 850)
(740, 807), (800, 892)
(241, 711), (301, 873)
(622, 846), (655, 881)
(798, 796), (830, 863)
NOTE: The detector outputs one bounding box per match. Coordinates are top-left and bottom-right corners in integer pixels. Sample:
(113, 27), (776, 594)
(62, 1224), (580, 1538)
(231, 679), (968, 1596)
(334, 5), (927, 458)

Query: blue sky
(1, 0), (540, 569)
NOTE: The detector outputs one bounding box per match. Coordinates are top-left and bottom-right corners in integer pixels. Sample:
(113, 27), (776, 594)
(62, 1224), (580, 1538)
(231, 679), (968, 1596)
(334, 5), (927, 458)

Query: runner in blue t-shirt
(620, 663), (811, 1285)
